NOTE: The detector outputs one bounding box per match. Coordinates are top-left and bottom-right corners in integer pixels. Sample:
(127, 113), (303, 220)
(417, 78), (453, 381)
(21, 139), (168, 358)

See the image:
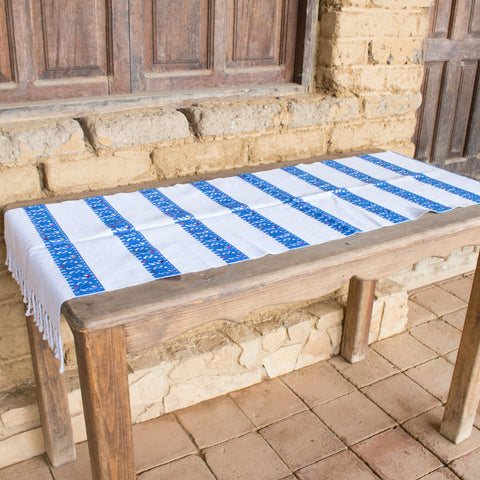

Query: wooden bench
(7, 151), (480, 480)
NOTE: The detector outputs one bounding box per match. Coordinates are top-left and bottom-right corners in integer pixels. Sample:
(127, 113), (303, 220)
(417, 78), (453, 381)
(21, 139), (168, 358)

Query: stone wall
(2, 0), (475, 468)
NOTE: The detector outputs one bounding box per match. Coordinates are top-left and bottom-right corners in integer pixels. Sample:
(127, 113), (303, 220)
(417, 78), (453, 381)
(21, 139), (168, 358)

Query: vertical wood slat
(431, 62), (462, 164)
(74, 326), (135, 480)
(450, 62), (477, 157)
(109, 0), (130, 94)
(9, 0), (34, 84)
(466, 62), (480, 159)
(294, 0), (319, 90)
(25, 316), (76, 467)
(341, 276), (376, 363)
(0, 0), (14, 83)
(415, 63), (444, 161)
(441, 253), (480, 444)
(431, 0), (454, 37)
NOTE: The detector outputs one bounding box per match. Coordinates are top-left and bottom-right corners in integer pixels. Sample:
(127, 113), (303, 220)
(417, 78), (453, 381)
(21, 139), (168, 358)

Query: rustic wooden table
(9, 152), (480, 480)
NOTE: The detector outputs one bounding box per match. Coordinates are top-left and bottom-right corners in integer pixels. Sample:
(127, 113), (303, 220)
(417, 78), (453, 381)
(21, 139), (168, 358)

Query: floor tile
(438, 276), (473, 303)
(408, 300), (437, 327)
(229, 378), (307, 428)
(133, 414), (196, 472)
(50, 442), (91, 480)
(260, 411), (345, 471)
(175, 395), (254, 448)
(450, 448), (480, 480)
(372, 333), (437, 370)
(362, 373), (440, 422)
(0, 456), (52, 480)
(444, 350), (458, 365)
(204, 432), (290, 480)
(329, 350), (398, 388)
(313, 391), (395, 445)
(138, 455), (215, 480)
(296, 450), (379, 480)
(409, 320), (462, 355)
(405, 357), (454, 402)
(410, 286), (466, 317)
(419, 467), (460, 479)
(442, 308), (467, 331)
(281, 362), (355, 407)
(352, 428), (442, 480)
(403, 407), (480, 464)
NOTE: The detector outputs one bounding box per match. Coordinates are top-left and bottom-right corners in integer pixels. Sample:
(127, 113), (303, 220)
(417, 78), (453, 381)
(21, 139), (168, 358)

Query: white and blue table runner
(5, 151), (480, 371)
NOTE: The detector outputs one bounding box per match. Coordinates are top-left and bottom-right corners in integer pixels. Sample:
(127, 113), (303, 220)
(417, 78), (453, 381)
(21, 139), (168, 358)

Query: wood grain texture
(31, 0), (108, 79)
(60, 204), (480, 352)
(73, 326), (135, 480)
(146, 0), (211, 72)
(441, 253), (480, 443)
(0, 0), (14, 83)
(25, 315), (76, 467)
(415, 0), (480, 175)
(341, 277), (376, 363)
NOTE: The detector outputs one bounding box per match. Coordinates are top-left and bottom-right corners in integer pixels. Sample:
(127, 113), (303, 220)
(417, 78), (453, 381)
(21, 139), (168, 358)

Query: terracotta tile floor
(2, 274), (480, 480)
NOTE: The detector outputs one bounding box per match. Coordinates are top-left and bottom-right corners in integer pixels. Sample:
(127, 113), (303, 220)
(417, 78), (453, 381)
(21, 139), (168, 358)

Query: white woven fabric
(5, 151), (480, 371)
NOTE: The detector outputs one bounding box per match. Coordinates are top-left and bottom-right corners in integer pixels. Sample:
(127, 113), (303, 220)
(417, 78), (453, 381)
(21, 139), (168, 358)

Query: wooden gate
(415, 0), (480, 177)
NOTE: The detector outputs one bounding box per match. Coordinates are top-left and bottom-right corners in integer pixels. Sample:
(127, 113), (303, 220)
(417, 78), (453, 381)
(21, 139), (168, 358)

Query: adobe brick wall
(2, 0), (476, 468)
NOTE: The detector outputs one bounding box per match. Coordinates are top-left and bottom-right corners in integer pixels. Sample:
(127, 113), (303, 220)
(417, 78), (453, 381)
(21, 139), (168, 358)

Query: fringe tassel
(5, 239), (65, 373)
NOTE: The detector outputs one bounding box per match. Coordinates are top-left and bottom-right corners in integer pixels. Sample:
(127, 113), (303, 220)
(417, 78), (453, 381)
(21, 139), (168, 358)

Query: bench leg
(441, 254), (480, 444)
(73, 326), (135, 480)
(26, 316), (76, 467)
(341, 276), (377, 363)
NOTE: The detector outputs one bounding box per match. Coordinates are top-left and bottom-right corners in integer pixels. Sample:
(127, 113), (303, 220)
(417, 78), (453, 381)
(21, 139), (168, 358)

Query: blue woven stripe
(282, 166), (408, 224)
(23, 204), (105, 296)
(238, 173), (361, 236)
(192, 181), (309, 249)
(140, 189), (249, 263)
(324, 160), (450, 213)
(84, 196), (180, 278)
(360, 154), (480, 204)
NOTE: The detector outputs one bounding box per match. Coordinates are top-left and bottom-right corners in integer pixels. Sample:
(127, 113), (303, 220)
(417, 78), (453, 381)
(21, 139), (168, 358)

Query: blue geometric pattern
(192, 181), (309, 249)
(84, 196), (180, 278)
(140, 189), (249, 264)
(282, 166), (408, 224)
(238, 173), (361, 236)
(360, 154), (480, 204)
(324, 160), (450, 213)
(23, 204), (105, 296)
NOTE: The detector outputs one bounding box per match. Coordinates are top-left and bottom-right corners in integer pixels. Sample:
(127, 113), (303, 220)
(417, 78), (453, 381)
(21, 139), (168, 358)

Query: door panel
(415, 0), (480, 176)
(0, 0), (14, 83)
(31, 0), (108, 79)
(131, 0), (299, 93)
(227, 0), (283, 67)
(145, 0), (212, 73)
(0, 0), (129, 103)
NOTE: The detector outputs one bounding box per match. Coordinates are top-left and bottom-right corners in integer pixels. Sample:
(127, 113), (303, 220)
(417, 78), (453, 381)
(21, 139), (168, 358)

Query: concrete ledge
(184, 101), (283, 137)
(83, 110), (191, 150)
(0, 120), (85, 165)
(288, 96), (359, 128)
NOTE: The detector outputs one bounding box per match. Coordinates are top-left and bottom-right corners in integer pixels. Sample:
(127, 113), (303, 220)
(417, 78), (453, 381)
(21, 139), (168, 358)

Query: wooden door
(129, 0), (300, 93)
(0, 0), (130, 104)
(415, 0), (480, 177)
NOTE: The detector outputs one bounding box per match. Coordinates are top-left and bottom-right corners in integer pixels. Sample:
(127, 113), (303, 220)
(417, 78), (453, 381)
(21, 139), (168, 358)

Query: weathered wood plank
(73, 326), (135, 480)
(25, 315), (76, 467)
(441, 253), (480, 443)
(60, 205), (480, 352)
(341, 277), (376, 363)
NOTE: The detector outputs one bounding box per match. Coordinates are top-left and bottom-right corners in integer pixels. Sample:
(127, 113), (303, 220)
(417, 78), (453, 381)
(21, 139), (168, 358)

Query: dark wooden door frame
(415, 0), (480, 177)
(0, 0), (318, 124)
